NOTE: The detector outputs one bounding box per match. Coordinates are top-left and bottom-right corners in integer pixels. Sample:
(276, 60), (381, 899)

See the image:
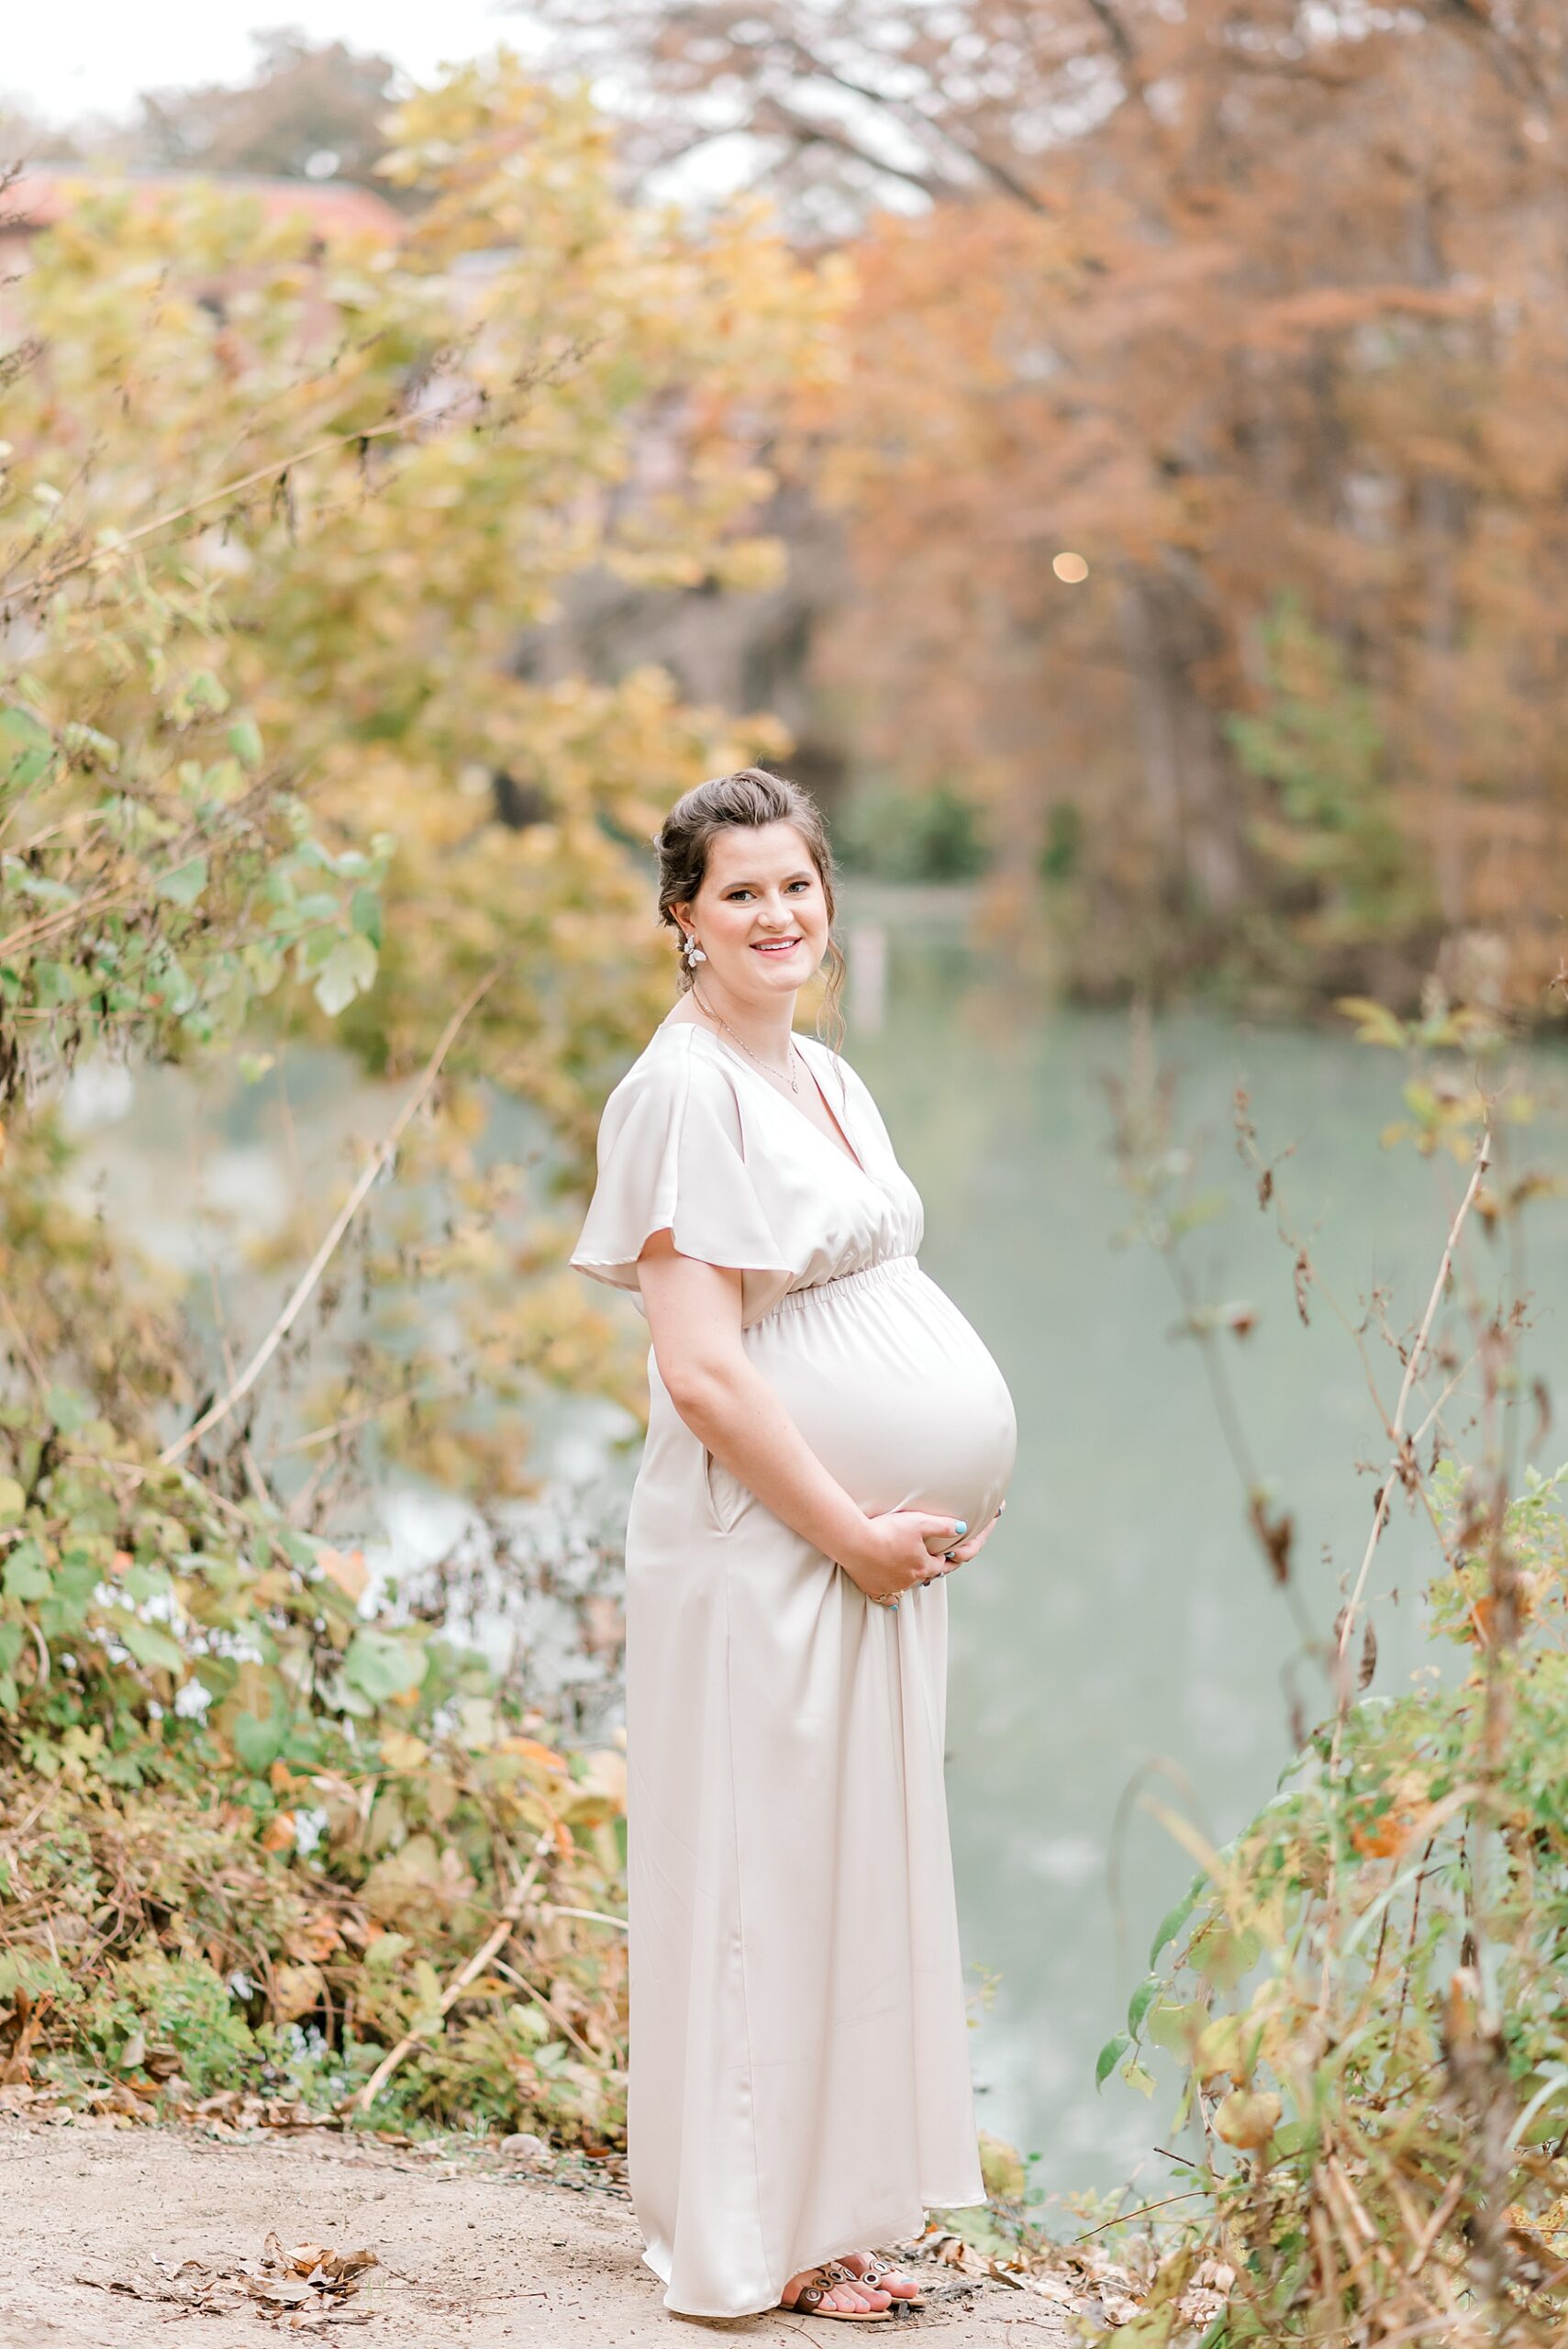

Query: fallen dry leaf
(285, 1910), (346, 1965)
(83, 2230), (384, 2326)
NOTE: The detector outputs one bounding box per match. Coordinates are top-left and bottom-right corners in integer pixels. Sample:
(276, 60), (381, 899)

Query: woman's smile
(751, 935), (804, 957)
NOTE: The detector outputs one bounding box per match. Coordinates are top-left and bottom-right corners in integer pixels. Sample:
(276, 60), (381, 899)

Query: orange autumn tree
(531, 0), (1568, 1010)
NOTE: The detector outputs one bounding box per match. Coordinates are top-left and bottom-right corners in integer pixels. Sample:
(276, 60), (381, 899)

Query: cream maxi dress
(570, 1018), (1018, 2320)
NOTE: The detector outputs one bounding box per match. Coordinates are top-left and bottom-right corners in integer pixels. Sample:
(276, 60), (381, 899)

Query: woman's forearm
(664, 1356), (874, 1571)
(636, 1237), (954, 1593)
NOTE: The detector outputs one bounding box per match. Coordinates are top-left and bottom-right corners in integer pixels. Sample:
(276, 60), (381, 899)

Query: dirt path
(0, 2119), (1071, 2348)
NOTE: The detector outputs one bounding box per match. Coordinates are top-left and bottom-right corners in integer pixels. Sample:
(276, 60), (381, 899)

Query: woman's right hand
(840, 1509), (967, 1605)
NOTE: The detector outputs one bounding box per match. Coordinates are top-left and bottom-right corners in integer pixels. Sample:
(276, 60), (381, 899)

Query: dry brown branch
(0, 876), (142, 963)
(1407, 2172), (1467, 2278)
(1333, 1128), (1492, 1685)
(351, 1820), (554, 2115)
(491, 1957), (604, 2065)
(3, 408), (447, 617)
(160, 964), (501, 1468)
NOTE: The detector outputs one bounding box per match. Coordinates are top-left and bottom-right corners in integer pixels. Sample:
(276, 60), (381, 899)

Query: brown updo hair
(654, 767), (847, 1054)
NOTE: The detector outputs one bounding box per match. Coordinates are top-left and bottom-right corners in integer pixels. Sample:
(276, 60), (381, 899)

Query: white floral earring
(683, 931), (706, 969)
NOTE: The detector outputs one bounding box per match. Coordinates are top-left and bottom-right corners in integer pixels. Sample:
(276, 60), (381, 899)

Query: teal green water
(842, 928), (1567, 2200)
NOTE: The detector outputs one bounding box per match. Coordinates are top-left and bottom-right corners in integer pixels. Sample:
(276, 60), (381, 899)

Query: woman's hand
(840, 1508), (971, 1604)
(936, 1500), (1006, 1568)
(868, 1494), (1004, 1607)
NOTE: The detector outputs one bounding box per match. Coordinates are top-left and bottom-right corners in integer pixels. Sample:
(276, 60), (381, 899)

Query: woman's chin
(722, 951), (819, 995)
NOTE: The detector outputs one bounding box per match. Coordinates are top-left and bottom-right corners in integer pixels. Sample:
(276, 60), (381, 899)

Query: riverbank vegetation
(1097, 999), (1568, 2341)
(0, 60), (836, 2138)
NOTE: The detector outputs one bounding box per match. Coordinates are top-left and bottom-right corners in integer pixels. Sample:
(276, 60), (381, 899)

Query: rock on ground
(0, 2119), (1072, 2346)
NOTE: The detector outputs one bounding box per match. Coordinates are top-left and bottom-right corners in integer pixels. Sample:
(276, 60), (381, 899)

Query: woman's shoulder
(599, 1019), (743, 1128)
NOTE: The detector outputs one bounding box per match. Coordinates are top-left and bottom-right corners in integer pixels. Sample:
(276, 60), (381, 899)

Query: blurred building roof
(6, 167), (404, 243)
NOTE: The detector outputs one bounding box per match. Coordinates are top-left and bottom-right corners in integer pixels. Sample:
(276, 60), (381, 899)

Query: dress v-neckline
(675, 1021), (871, 1178)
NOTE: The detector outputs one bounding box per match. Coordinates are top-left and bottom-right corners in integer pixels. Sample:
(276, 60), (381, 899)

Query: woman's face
(679, 820), (829, 1004)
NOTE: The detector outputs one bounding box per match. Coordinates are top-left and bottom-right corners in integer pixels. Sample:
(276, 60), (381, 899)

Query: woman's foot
(840, 2250), (922, 2304)
(778, 2250), (921, 2314)
(779, 2259), (892, 2315)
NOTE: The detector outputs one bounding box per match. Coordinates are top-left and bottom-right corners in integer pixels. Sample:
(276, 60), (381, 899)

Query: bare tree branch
(160, 963), (502, 1469)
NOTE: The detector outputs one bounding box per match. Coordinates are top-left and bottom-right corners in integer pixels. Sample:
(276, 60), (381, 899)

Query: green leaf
(228, 716), (264, 770)
(1150, 1888), (1200, 1968)
(3, 1541), (50, 1600)
(1121, 2057), (1157, 2098)
(350, 886), (384, 949)
(5, 866), (78, 909)
(118, 1620), (185, 1675)
(47, 1386), (91, 1435)
(1127, 1975), (1160, 2038)
(313, 932), (378, 1018)
(1095, 2031), (1130, 2090)
(1146, 1998), (1205, 2056)
(31, 963), (77, 1007)
(344, 1628), (428, 1706)
(40, 1560), (99, 1634)
(156, 855), (209, 908)
(0, 1477), (25, 1525)
(0, 706), (51, 751)
(0, 707), (55, 791)
(183, 669), (230, 715)
(232, 1709), (286, 1775)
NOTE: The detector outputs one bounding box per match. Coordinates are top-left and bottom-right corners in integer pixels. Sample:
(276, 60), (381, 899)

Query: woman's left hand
(924, 1499), (1006, 1574)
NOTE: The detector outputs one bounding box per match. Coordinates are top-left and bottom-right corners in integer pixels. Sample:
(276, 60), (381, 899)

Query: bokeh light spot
(1052, 551), (1089, 584)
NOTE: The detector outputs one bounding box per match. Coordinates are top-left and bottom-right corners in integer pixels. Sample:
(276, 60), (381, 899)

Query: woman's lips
(751, 937), (804, 954)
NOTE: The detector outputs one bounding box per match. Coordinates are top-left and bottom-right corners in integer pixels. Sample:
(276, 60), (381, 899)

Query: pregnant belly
(745, 1255), (1018, 1531)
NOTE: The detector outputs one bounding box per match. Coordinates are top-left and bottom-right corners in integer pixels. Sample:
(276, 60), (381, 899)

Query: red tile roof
(6, 167), (404, 243)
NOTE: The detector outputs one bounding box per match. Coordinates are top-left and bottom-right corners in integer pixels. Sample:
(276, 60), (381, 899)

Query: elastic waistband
(766, 1252), (919, 1319)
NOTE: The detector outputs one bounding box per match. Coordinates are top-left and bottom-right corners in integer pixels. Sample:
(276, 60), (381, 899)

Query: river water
(71, 887), (1568, 2207)
(833, 894), (1567, 2203)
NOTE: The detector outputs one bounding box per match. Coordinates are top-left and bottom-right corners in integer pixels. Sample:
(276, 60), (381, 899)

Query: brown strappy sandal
(780, 2260), (894, 2321)
(852, 2253), (927, 2310)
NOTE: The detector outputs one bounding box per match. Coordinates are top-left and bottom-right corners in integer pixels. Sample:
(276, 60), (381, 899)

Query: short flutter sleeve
(570, 1035), (798, 1327)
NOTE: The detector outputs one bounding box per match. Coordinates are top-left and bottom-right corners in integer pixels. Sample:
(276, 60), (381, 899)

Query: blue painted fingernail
(954, 1521), (967, 1537)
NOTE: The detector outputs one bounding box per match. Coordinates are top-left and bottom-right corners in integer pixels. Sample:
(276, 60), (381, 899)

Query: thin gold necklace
(691, 985), (801, 1093)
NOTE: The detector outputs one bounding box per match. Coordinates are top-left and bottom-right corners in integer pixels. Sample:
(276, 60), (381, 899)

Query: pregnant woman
(570, 768), (1017, 2322)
